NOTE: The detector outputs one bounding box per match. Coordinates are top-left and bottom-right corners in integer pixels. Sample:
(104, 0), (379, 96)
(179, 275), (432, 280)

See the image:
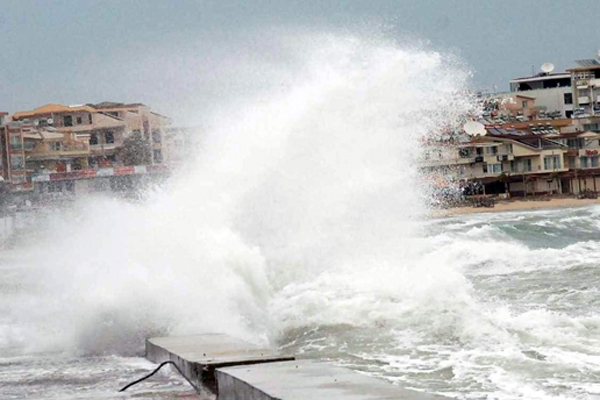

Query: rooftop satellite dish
(541, 62), (555, 73)
(464, 121), (486, 136)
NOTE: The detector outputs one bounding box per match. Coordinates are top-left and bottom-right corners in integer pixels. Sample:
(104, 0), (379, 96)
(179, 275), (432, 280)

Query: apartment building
(0, 121), (36, 191)
(0, 102), (172, 195)
(422, 124), (575, 196)
(88, 102), (171, 164)
(12, 102), (172, 168)
(567, 59), (600, 118)
(509, 72), (574, 118)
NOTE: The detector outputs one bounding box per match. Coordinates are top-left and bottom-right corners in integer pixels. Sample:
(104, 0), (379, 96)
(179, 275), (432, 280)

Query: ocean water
(279, 206), (600, 400)
(1, 33), (599, 399)
(2, 206), (600, 399)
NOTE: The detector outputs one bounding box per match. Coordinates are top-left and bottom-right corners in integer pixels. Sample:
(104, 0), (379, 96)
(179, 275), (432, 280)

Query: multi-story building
(509, 72), (574, 118)
(24, 129), (90, 174)
(422, 124), (574, 196)
(0, 102), (172, 197)
(0, 121), (37, 192)
(12, 102), (172, 169)
(567, 59), (600, 118)
(88, 102), (171, 164)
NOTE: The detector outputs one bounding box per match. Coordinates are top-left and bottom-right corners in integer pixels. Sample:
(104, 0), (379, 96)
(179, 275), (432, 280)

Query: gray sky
(1, 0), (599, 124)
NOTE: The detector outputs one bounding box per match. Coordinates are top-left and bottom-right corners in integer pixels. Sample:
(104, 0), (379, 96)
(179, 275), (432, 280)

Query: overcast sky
(1, 0), (599, 124)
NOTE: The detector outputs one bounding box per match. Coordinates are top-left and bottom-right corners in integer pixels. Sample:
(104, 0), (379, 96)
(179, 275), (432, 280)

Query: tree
(118, 131), (151, 166)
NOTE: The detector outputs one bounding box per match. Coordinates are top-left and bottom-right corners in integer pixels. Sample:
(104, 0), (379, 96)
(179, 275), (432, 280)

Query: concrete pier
(216, 359), (449, 400)
(145, 334), (294, 393)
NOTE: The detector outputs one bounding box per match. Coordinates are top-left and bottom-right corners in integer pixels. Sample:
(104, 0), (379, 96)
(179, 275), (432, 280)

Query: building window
(554, 156), (561, 169)
(105, 131), (115, 144)
(484, 163), (502, 174)
(592, 157), (599, 168)
(568, 156), (576, 169)
(152, 130), (162, 144)
(485, 146), (498, 155)
(63, 115), (73, 127)
(153, 149), (163, 163)
(522, 100), (529, 108)
(544, 156), (561, 170)
(11, 155), (24, 170)
(89, 114), (93, 124)
(51, 142), (62, 151)
(564, 93), (573, 105)
(567, 138), (584, 149)
(9, 134), (22, 150)
(90, 134), (99, 145)
(76, 116), (82, 124)
(524, 159), (532, 172)
(476, 147), (483, 156)
(580, 156), (589, 168)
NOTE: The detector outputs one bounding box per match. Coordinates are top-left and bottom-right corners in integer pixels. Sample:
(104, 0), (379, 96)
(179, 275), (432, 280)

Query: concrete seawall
(216, 359), (448, 400)
(146, 334), (294, 393)
(145, 333), (451, 399)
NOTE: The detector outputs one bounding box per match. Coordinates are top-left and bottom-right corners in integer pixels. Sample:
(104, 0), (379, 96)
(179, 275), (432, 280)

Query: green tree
(118, 131), (151, 166)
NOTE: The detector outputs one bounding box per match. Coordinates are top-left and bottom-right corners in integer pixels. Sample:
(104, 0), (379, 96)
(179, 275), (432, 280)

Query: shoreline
(431, 197), (600, 218)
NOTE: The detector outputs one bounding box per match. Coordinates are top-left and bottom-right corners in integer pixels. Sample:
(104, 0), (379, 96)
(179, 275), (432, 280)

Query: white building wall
(515, 87), (573, 118)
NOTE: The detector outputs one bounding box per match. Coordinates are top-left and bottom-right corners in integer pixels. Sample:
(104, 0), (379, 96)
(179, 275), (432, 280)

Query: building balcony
(579, 96), (591, 104)
(90, 143), (120, 152)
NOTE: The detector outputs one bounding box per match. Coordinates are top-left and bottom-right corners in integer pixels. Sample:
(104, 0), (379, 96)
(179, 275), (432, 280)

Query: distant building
(566, 59), (600, 118)
(509, 72), (574, 118)
(482, 93), (539, 122)
(12, 102), (172, 168)
(87, 102), (171, 165)
(163, 126), (204, 165)
(0, 102), (172, 196)
(0, 121), (36, 192)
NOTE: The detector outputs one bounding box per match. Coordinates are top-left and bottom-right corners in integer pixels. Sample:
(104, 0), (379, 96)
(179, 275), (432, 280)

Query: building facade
(0, 102), (172, 194)
(567, 59), (600, 118)
(509, 72), (574, 118)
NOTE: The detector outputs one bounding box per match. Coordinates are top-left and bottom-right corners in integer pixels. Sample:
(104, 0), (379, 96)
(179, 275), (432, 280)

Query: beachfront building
(0, 121), (36, 192)
(23, 129), (91, 174)
(422, 124), (573, 197)
(422, 117), (600, 197)
(556, 129), (600, 193)
(11, 102), (172, 169)
(88, 102), (171, 165)
(567, 59), (600, 118)
(482, 93), (539, 122)
(0, 102), (172, 197)
(461, 133), (568, 196)
(509, 72), (574, 119)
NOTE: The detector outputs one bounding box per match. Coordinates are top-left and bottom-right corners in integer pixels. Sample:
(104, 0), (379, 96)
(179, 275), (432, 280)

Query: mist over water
(3, 31), (599, 399)
(1, 31), (472, 354)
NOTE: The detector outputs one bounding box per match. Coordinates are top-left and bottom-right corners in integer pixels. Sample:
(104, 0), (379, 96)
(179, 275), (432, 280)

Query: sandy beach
(433, 197), (600, 218)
